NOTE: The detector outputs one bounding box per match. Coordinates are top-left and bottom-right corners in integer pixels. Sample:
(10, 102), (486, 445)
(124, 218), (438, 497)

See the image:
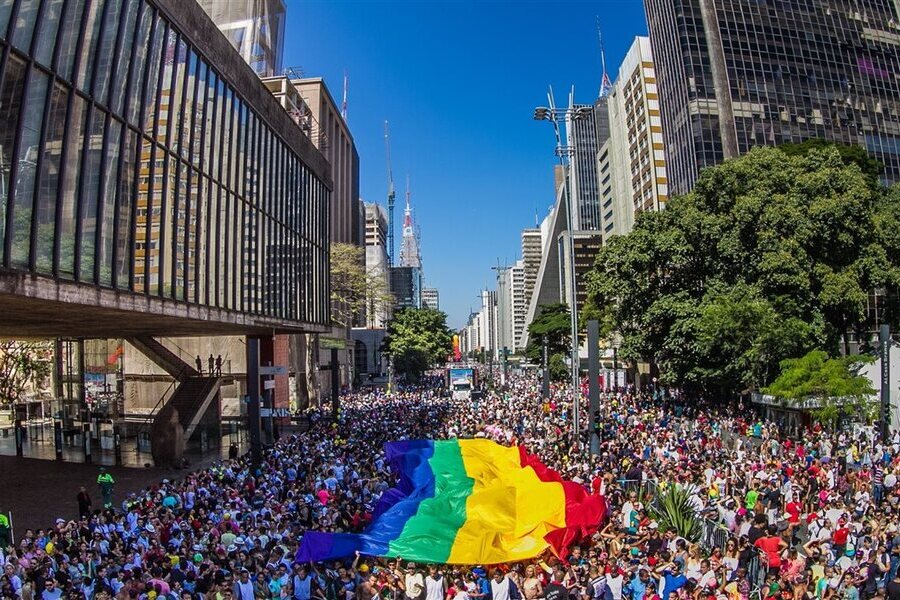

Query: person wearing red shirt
(754, 526), (787, 574)
(832, 518), (850, 556)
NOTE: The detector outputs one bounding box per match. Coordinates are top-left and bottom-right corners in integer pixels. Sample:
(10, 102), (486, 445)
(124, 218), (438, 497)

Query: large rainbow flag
(296, 439), (606, 564)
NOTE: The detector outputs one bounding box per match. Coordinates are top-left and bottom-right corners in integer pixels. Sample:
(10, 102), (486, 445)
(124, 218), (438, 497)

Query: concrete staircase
(166, 376), (221, 441)
(127, 336), (199, 381)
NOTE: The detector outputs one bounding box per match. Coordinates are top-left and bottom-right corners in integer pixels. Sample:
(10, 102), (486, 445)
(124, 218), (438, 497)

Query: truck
(446, 367), (477, 402)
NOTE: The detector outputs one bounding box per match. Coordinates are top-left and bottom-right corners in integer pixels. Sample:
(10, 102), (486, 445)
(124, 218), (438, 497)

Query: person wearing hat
(401, 562), (426, 600)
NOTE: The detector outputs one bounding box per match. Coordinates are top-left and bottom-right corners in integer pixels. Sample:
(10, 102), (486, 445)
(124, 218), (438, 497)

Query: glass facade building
(565, 102), (604, 231)
(0, 0), (330, 328)
(646, 0), (900, 195)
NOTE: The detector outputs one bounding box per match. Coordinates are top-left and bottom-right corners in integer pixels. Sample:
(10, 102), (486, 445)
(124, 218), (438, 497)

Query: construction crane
(384, 121), (396, 267)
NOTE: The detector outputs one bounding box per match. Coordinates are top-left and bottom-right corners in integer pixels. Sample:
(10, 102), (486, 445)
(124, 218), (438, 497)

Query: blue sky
(283, 1), (648, 329)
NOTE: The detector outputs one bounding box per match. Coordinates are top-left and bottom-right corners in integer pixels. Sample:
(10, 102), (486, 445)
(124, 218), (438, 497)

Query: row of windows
(0, 0), (330, 325)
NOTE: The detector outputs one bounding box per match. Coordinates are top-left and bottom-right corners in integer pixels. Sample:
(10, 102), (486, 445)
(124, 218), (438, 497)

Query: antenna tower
(341, 71), (349, 120)
(384, 121), (396, 267)
(597, 18), (613, 98)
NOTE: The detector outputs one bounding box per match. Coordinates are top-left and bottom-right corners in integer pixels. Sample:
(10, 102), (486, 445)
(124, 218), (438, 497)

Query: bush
(650, 485), (701, 542)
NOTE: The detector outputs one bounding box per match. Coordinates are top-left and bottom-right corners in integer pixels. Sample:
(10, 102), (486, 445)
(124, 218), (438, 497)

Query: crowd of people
(1, 371), (899, 600)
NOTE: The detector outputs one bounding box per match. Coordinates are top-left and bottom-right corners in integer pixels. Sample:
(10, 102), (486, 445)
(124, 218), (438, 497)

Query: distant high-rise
(399, 193), (422, 269)
(364, 203), (390, 328)
(497, 261), (527, 353)
(197, 0), (285, 77)
(607, 36), (668, 237)
(521, 228), (542, 312)
(422, 288), (440, 310)
(645, 0), (900, 194)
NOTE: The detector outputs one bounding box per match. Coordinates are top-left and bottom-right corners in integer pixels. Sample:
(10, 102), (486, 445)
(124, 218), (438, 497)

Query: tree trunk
(288, 334), (309, 411)
(304, 333), (321, 407)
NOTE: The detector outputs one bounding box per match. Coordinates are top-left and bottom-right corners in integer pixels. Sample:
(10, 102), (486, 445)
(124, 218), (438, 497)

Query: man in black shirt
(886, 570), (900, 600)
(543, 570), (569, 600)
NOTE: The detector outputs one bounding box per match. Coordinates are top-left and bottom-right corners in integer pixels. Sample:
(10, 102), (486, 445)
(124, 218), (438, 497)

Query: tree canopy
(383, 308), (453, 380)
(764, 350), (876, 426)
(524, 303), (572, 364)
(585, 144), (900, 395)
(0, 341), (53, 405)
(330, 243), (393, 328)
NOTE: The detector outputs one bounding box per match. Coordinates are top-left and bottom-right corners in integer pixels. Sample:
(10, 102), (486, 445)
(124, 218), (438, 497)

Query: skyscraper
(196, 0), (285, 77)
(399, 194), (422, 269)
(565, 93), (605, 231)
(607, 36), (668, 236)
(645, 0), (900, 195)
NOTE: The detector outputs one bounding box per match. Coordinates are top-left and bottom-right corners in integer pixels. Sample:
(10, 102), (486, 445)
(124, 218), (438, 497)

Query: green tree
(383, 308), (453, 380)
(330, 243), (393, 328)
(524, 303), (571, 364)
(764, 350), (877, 427)
(586, 144), (900, 395)
(548, 353), (569, 381)
(0, 341), (53, 406)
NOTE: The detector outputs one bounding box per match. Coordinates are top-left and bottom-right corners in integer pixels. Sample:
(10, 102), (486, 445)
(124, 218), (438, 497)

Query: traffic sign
(259, 366), (287, 376)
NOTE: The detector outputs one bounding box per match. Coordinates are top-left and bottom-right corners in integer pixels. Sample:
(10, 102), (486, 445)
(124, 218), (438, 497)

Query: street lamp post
(534, 99), (592, 450)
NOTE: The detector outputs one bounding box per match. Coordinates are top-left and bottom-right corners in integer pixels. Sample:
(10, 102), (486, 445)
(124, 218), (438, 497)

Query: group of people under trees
(1, 371), (899, 600)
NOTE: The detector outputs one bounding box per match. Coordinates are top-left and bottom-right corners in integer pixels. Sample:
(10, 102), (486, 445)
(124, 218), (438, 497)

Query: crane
(384, 121), (396, 267)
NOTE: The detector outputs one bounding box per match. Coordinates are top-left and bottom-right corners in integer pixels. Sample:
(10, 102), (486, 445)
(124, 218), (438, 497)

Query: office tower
(422, 288), (440, 310)
(566, 95), (604, 231)
(196, 0), (285, 77)
(390, 267), (422, 309)
(607, 36), (668, 236)
(645, 0), (900, 195)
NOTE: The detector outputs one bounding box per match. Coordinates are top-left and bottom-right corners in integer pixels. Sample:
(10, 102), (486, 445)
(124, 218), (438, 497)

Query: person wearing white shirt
(425, 566), (447, 600)
(490, 570), (511, 600)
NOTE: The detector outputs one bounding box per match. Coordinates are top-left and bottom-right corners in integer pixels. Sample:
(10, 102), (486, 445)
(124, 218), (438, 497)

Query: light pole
(534, 98), (592, 449)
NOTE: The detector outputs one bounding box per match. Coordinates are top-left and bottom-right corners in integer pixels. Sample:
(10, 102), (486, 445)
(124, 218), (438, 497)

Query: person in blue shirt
(655, 562), (687, 600)
(628, 568), (651, 600)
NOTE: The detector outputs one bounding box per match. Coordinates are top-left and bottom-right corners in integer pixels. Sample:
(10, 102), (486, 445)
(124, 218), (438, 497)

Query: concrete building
(478, 290), (499, 360)
(197, 0), (285, 77)
(521, 228), (542, 316)
(422, 288), (440, 310)
(263, 77), (361, 246)
(597, 139), (615, 242)
(645, 0), (900, 195)
(607, 36), (668, 237)
(363, 202), (390, 328)
(0, 0), (331, 463)
(496, 261), (527, 353)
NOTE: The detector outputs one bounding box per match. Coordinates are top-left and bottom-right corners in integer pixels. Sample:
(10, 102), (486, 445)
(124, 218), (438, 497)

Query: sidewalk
(0, 445), (250, 535)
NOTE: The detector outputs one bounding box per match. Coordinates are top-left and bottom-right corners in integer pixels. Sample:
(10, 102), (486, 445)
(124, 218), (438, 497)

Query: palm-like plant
(650, 484), (701, 542)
